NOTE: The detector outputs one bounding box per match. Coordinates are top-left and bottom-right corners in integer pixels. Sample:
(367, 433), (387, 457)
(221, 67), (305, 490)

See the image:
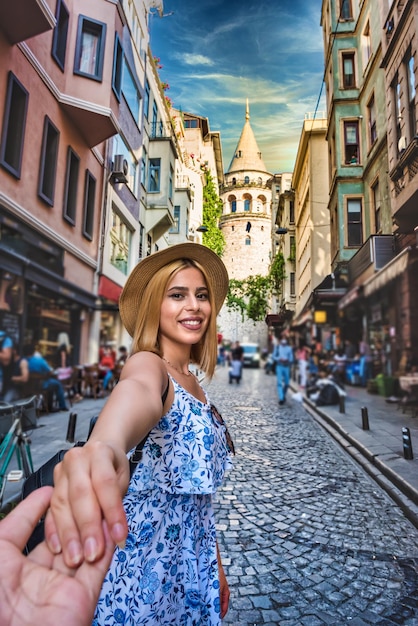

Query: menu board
(0, 311), (20, 345)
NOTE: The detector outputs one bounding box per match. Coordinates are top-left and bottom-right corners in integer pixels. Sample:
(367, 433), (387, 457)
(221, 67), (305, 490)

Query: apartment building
(0, 0), (124, 363)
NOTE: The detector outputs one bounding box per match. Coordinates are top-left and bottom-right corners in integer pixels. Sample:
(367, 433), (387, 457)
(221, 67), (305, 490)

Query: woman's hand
(0, 487), (114, 626)
(45, 441), (130, 568)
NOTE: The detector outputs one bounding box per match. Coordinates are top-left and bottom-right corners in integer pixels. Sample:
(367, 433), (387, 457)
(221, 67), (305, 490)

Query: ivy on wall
(200, 171), (226, 257)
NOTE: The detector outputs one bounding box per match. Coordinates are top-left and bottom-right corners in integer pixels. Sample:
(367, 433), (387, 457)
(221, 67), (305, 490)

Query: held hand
(0, 487), (115, 626)
(46, 441), (130, 568)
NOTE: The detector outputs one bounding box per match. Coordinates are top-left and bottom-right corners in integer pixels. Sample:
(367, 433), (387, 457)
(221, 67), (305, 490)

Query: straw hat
(119, 242), (229, 336)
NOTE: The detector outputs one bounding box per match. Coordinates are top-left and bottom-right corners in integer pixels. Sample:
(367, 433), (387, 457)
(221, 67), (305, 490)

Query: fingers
(0, 487), (53, 550)
(47, 443), (129, 568)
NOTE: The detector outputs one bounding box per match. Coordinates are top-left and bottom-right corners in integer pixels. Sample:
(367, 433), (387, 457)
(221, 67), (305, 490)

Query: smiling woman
(46, 243), (235, 625)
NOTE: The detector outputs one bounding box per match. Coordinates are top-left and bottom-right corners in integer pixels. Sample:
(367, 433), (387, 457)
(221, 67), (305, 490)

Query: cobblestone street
(206, 367), (418, 626)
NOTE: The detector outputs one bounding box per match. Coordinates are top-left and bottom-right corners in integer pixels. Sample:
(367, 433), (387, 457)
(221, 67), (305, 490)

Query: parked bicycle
(0, 397), (36, 509)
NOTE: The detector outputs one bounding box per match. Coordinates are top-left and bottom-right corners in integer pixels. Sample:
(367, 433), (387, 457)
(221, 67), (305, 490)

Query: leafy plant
(225, 252), (286, 322)
(201, 171), (226, 257)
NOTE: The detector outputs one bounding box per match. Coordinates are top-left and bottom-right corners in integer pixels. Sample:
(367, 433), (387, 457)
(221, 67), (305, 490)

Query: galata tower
(218, 101), (273, 347)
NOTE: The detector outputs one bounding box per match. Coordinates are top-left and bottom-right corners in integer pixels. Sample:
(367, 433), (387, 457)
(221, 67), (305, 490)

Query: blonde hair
(130, 259), (218, 378)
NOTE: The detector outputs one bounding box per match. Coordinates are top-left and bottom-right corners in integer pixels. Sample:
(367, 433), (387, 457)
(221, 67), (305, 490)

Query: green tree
(225, 252), (286, 322)
(201, 171), (225, 256)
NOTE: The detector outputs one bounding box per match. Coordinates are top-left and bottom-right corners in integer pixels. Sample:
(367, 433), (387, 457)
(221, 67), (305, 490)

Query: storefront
(0, 211), (97, 364)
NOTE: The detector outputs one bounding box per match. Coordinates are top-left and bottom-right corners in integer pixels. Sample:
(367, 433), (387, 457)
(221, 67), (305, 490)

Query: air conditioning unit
(398, 136), (407, 152)
(111, 154), (129, 183)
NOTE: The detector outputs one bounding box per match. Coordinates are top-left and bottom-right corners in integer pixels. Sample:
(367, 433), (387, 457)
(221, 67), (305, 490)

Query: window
(408, 54), (416, 138)
(245, 236), (251, 245)
(344, 120), (359, 164)
(63, 147), (80, 224)
(122, 59), (141, 122)
(229, 196), (237, 212)
(244, 198), (251, 211)
(342, 52), (355, 88)
(110, 211), (131, 275)
(0, 72), (29, 178)
(346, 198), (363, 246)
(152, 101), (158, 136)
(138, 222), (144, 260)
(289, 200), (295, 224)
(38, 117), (59, 205)
(290, 272), (296, 296)
(141, 147), (147, 187)
(362, 22), (372, 68)
(371, 179), (381, 233)
(244, 176), (250, 184)
(112, 33), (123, 99)
(340, 0), (352, 19)
(169, 166), (173, 201)
(394, 77), (402, 145)
(148, 158), (161, 192)
(170, 206), (180, 233)
(367, 95), (377, 145)
(185, 119), (199, 128)
(52, 0), (69, 70)
(289, 236), (296, 262)
(144, 80), (150, 120)
(74, 16), (106, 81)
(83, 170), (96, 239)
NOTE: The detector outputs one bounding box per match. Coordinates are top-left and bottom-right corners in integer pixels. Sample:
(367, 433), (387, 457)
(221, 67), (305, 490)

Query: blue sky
(150, 0), (325, 174)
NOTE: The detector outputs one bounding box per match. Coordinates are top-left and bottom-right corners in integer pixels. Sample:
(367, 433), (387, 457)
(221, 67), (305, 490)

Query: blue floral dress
(93, 375), (232, 625)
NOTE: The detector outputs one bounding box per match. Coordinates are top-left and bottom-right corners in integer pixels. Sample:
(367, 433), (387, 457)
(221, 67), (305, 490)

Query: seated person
(1, 349), (29, 403)
(24, 344), (68, 411)
(98, 345), (116, 391)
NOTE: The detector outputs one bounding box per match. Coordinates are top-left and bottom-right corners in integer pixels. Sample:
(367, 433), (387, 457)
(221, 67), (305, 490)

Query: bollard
(361, 406), (370, 430)
(66, 412), (77, 443)
(402, 427), (414, 460)
(339, 394), (345, 414)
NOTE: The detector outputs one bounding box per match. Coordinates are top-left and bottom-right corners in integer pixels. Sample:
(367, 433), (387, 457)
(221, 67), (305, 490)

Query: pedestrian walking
(273, 336), (294, 404)
(47, 243), (233, 624)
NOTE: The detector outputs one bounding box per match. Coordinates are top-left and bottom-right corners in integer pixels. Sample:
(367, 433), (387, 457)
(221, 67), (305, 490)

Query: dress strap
(161, 376), (169, 405)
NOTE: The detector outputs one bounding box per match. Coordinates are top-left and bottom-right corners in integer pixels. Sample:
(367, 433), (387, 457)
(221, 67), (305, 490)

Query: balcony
(0, 0), (55, 44)
(347, 235), (395, 283)
(59, 97), (119, 148)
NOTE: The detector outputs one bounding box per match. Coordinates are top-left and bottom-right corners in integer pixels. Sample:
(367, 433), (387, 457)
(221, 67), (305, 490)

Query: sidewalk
(1, 395), (108, 510)
(294, 381), (418, 528)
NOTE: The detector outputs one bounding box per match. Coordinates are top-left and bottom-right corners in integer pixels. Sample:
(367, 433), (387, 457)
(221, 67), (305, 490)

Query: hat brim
(119, 243), (229, 336)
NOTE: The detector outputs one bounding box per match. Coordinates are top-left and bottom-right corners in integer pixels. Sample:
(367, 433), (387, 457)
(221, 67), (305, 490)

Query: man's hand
(0, 487), (114, 626)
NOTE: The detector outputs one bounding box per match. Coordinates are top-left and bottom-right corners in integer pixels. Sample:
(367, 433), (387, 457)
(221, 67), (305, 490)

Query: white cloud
(177, 53), (214, 66)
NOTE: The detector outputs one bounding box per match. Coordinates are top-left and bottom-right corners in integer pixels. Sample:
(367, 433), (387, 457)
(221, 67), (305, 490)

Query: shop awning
(265, 311), (292, 326)
(363, 247), (410, 297)
(291, 309), (313, 328)
(99, 275), (123, 303)
(338, 285), (362, 310)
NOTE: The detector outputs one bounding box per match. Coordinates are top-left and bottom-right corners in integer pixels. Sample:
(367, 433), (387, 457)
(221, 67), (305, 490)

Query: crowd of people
(0, 327), (129, 410)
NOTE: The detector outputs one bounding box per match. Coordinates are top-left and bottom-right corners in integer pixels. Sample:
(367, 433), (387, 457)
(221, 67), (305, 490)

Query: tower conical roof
(227, 100), (268, 174)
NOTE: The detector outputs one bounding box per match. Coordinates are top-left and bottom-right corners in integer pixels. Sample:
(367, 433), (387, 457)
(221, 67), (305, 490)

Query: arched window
(245, 236), (251, 245)
(228, 194), (237, 213)
(244, 175), (250, 184)
(243, 193), (252, 212)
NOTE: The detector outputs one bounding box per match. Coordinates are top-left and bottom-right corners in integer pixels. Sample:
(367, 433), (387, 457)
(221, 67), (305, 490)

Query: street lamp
(196, 225), (208, 233)
(275, 227), (288, 235)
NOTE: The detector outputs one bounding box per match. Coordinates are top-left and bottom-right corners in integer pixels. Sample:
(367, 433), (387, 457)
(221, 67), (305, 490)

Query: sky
(150, 0), (326, 175)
